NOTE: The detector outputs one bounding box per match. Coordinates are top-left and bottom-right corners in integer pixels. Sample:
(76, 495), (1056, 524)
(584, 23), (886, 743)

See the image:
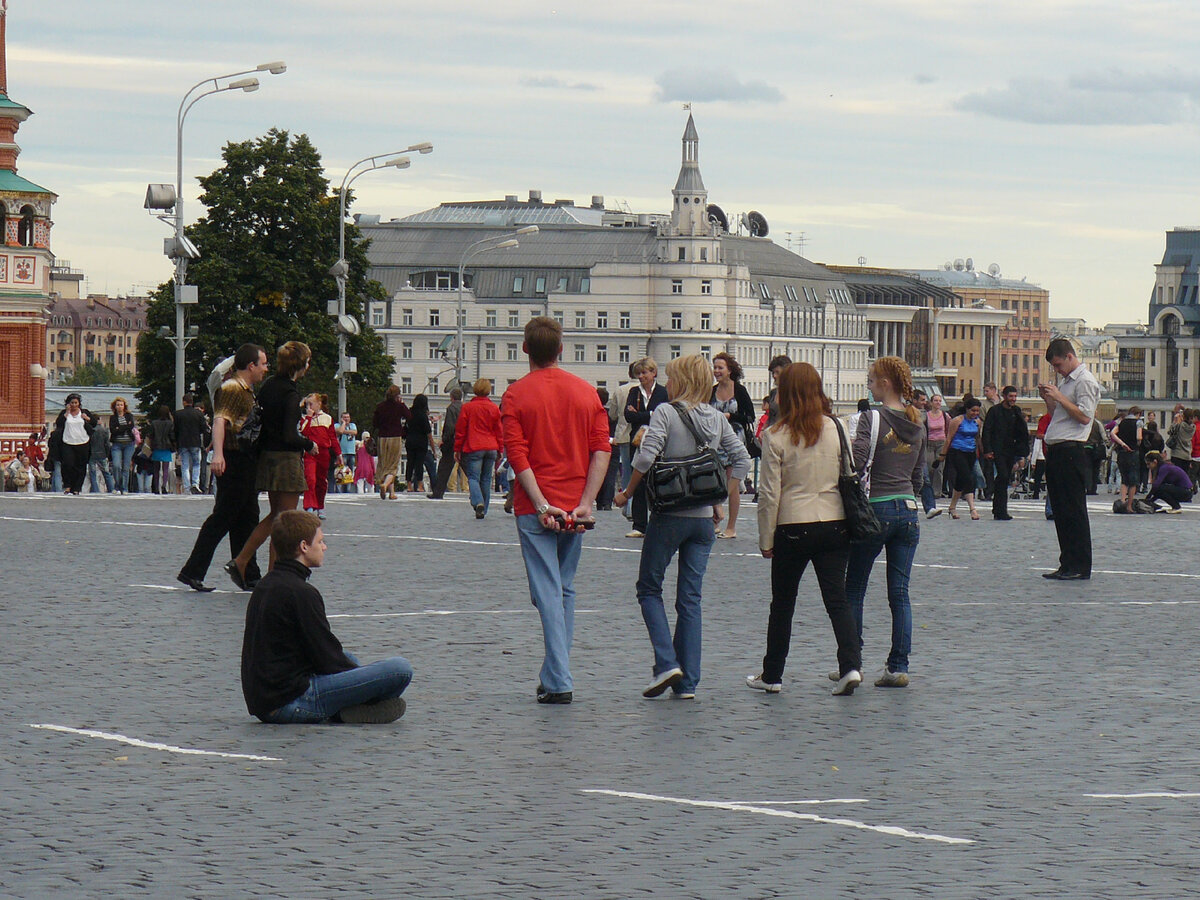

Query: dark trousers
(60, 442), (89, 492)
(405, 444), (427, 487)
(1032, 459), (1046, 498)
(180, 450), (262, 582)
(762, 521), (860, 682)
(992, 456), (1014, 518)
(597, 451), (619, 509)
(981, 457), (995, 501)
(1148, 483), (1191, 510)
(1045, 442), (1091, 576)
(429, 440), (455, 497)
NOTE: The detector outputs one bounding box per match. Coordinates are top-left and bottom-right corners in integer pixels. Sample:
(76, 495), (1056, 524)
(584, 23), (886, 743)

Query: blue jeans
(262, 653), (413, 723)
(88, 458), (115, 493)
(179, 446), (202, 492)
(51, 461), (62, 493)
(845, 499), (919, 674)
(516, 513), (584, 694)
(619, 443), (633, 516)
(423, 451), (437, 488)
(463, 450), (497, 513)
(111, 443), (136, 492)
(636, 513), (715, 693)
(918, 458), (937, 514)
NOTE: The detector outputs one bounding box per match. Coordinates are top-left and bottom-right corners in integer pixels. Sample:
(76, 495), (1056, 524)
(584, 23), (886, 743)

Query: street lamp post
(158, 61), (286, 410)
(332, 143), (433, 416)
(455, 226), (539, 389)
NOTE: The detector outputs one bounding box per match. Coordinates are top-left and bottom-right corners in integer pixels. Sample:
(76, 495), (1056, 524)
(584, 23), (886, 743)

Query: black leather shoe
(537, 691), (573, 704)
(994, 514), (1013, 521)
(224, 559), (248, 591)
(1056, 572), (1090, 581)
(1042, 569), (1066, 579)
(176, 573), (214, 592)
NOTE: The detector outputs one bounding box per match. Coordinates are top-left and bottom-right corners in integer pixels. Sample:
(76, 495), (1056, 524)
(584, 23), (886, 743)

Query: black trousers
(762, 521), (860, 682)
(1032, 459), (1047, 498)
(60, 442), (89, 493)
(405, 444), (427, 487)
(180, 450), (262, 582)
(1045, 441), (1091, 576)
(1148, 483), (1190, 510)
(991, 456), (1014, 518)
(429, 440), (455, 497)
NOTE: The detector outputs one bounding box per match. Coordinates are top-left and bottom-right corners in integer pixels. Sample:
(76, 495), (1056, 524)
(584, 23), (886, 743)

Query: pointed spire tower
(0, 0), (57, 452)
(670, 114), (710, 236)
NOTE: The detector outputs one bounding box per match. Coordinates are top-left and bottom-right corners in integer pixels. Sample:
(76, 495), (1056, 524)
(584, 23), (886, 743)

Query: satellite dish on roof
(706, 204), (729, 232)
(746, 211), (769, 237)
(953, 258), (965, 271)
(987, 262), (1001, 277)
(943, 261), (953, 271)
(965, 257), (974, 270)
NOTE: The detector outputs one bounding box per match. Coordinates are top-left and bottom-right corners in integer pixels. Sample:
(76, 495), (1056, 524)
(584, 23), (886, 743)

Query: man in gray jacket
(427, 388), (463, 499)
(88, 419), (114, 493)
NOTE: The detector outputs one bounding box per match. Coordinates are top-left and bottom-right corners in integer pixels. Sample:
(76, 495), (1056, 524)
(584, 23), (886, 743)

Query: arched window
(1162, 313), (1181, 336)
(18, 205), (35, 247)
(0, 208), (6, 245)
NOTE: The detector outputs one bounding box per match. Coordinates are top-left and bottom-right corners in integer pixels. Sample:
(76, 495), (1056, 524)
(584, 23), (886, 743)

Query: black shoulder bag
(645, 404), (729, 514)
(831, 415), (882, 542)
(236, 403), (264, 456)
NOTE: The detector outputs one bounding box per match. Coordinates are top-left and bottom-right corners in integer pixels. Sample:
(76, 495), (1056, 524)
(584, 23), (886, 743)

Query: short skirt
(256, 450), (307, 492)
(150, 449), (173, 463)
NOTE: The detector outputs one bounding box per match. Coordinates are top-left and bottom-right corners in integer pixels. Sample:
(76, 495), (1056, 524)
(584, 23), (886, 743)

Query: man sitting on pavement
(1144, 451), (1191, 514)
(241, 510), (413, 724)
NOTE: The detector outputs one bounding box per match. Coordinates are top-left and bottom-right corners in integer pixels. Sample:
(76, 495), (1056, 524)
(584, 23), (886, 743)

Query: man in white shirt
(1038, 338), (1102, 581)
(607, 362), (639, 518)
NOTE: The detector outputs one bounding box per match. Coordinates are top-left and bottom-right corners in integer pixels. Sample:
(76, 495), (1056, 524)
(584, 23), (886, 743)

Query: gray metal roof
(394, 203), (606, 227)
(906, 267), (1045, 291)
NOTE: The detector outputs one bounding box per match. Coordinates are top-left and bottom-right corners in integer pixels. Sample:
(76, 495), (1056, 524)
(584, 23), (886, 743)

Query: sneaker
(643, 667), (683, 698)
(537, 691), (573, 704)
(925, 509), (943, 519)
(625, 530), (645, 538)
(831, 670), (862, 695)
(337, 697), (406, 724)
(674, 692), (696, 700)
(874, 669), (910, 688)
(475, 503), (486, 519)
(1165, 507), (1183, 514)
(316, 510), (326, 520)
(745, 673), (782, 693)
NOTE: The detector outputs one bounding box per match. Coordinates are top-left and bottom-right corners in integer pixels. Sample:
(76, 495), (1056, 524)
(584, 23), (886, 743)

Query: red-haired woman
(747, 362), (862, 697)
(709, 351), (755, 539)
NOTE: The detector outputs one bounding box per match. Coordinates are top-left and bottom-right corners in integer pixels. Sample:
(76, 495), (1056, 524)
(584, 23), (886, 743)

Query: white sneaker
(874, 669), (910, 687)
(926, 509), (943, 519)
(831, 670), (862, 695)
(625, 529), (645, 538)
(643, 667), (683, 698)
(1165, 507), (1183, 514)
(745, 673), (782, 693)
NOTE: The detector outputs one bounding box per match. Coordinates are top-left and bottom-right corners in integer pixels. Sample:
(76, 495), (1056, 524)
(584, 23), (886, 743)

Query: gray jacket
(89, 424), (112, 461)
(634, 402), (751, 517)
(852, 406), (925, 501)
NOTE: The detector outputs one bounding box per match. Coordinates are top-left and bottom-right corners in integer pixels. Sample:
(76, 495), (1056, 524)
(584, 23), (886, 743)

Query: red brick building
(0, 1), (56, 455)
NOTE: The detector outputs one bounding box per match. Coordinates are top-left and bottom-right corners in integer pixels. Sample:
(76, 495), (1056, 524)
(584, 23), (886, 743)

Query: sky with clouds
(10, 0), (1200, 325)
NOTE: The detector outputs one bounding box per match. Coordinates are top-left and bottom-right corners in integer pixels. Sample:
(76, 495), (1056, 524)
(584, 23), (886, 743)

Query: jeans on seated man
(241, 510), (413, 723)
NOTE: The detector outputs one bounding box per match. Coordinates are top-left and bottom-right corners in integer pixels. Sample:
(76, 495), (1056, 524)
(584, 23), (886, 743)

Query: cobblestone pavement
(1, 489), (1198, 898)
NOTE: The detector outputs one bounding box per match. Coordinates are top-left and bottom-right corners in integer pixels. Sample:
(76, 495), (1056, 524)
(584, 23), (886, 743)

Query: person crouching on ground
(1143, 451), (1191, 514)
(241, 510), (413, 724)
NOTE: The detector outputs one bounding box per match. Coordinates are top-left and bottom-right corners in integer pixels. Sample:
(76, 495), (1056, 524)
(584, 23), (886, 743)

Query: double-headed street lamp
(146, 61), (287, 409)
(455, 226), (539, 388)
(330, 143), (433, 416)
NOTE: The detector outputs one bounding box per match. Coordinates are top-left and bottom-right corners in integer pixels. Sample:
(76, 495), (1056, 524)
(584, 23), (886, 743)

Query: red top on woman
(454, 396), (503, 454)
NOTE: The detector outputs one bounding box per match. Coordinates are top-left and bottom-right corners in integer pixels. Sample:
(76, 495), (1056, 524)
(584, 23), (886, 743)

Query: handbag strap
(668, 402), (713, 451)
(862, 410), (880, 495)
(830, 415), (855, 478)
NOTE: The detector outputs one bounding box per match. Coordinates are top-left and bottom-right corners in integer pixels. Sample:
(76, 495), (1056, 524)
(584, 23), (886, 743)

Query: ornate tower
(0, 0), (56, 452)
(669, 114), (710, 237)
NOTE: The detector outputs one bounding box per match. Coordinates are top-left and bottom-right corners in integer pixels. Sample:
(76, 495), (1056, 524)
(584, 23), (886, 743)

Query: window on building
(700, 345), (711, 358)
(620, 311), (631, 329)
(402, 308), (413, 326)
(535, 277), (546, 294)
(1151, 349), (1157, 367)
(701, 280), (712, 296)
(18, 205), (35, 247)
(457, 308), (467, 327)
(509, 310), (520, 327)
(597, 310), (608, 328)
(580, 277), (590, 293)
(513, 277), (524, 293)
(574, 344), (585, 362)
(507, 343), (518, 361)
(400, 376), (412, 394)
(671, 279), (683, 295)
(401, 341), (413, 359)
(670, 345), (681, 360)
(552, 309), (564, 325)
(596, 344), (608, 362)
(700, 312), (711, 331)
(485, 343), (496, 361)
(618, 345), (630, 363)
(486, 309), (497, 327)
(370, 303), (386, 327)
(558, 277), (568, 292)
(575, 311), (587, 328)
(429, 309), (440, 326)
(700, 247), (708, 262)
(428, 341), (441, 358)
(1185, 380), (1190, 396)
(678, 247), (686, 261)
(671, 312), (683, 330)
(1151, 379), (1157, 395)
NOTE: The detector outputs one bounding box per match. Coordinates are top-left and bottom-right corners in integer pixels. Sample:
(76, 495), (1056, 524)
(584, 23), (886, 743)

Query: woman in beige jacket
(746, 362), (863, 697)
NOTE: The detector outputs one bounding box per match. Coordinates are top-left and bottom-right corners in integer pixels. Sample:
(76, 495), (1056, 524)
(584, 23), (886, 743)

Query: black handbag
(236, 403), (264, 456)
(831, 415), (881, 542)
(645, 404), (729, 514)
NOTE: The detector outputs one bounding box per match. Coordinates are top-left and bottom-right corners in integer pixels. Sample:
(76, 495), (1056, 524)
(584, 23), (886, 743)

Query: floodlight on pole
(455, 227), (538, 388)
(333, 143), (434, 414)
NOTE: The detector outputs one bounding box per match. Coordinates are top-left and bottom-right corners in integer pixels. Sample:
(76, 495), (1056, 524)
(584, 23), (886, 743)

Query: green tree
(62, 361), (138, 386)
(137, 129), (393, 421)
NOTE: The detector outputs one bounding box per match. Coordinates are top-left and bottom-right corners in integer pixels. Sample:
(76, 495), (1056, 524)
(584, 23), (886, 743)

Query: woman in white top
(747, 362), (863, 697)
(53, 392), (96, 494)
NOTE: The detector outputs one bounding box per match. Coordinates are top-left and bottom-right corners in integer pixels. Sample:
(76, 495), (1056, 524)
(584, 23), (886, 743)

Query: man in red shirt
(501, 316), (612, 704)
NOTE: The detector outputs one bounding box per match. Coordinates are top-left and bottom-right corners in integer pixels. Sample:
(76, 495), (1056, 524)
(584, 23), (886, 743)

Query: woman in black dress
(405, 393), (435, 493)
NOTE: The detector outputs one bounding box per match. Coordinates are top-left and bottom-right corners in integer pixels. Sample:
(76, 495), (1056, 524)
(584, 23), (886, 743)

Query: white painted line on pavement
(1084, 792), (1200, 800)
(717, 798), (870, 806)
(328, 608), (598, 619)
(28, 724), (282, 762)
(131, 583), (242, 594)
(0, 514), (195, 530)
(582, 789), (975, 845)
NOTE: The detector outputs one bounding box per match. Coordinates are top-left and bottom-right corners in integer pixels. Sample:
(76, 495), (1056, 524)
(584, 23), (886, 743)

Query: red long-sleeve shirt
(501, 367), (611, 517)
(454, 396), (503, 454)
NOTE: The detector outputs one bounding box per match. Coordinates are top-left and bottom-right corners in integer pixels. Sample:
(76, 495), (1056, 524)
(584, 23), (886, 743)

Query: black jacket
(256, 374), (315, 454)
(173, 405), (209, 449)
(624, 384), (669, 433)
(240, 559), (356, 719)
(709, 381), (756, 433)
(982, 404), (1030, 459)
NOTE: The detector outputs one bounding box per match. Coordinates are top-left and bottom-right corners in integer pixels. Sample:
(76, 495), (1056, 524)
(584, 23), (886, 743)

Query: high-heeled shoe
(224, 559), (248, 591)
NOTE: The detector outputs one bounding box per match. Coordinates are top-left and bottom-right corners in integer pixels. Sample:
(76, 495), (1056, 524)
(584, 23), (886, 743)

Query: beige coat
(757, 417), (845, 553)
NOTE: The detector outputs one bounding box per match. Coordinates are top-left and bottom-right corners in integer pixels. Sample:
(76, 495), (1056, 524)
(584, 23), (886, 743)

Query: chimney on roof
(528, 189), (542, 203)
(505, 194), (518, 203)
(591, 195), (604, 209)
(553, 199), (574, 207)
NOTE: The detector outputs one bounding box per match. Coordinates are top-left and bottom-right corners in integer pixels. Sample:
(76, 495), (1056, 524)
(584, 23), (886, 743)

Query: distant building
(361, 116), (872, 409)
(1048, 318), (1119, 392)
(827, 265), (1010, 399)
(44, 292), (148, 383)
(905, 262), (1051, 395)
(0, 3), (55, 454)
